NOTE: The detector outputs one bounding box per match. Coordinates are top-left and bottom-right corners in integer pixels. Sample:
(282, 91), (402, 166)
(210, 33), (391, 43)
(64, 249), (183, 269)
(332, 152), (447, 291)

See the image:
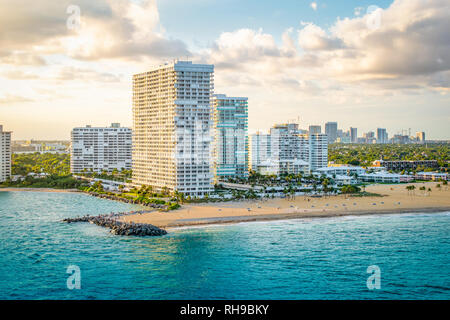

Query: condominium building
(250, 123), (328, 175)
(0, 125), (12, 182)
(325, 122), (338, 143)
(309, 133), (328, 171)
(377, 128), (388, 144)
(249, 132), (271, 171)
(298, 134), (310, 163)
(70, 123), (132, 174)
(270, 124), (301, 162)
(132, 61), (214, 196)
(213, 94), (248, 181)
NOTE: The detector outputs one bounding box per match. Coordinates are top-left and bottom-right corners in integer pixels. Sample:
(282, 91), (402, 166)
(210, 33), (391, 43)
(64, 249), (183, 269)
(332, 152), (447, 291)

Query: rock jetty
(63, 212), (167, 237)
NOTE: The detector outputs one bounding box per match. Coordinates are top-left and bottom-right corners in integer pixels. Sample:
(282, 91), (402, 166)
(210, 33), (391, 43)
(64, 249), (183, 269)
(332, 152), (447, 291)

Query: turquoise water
(0, 191), (449, 300)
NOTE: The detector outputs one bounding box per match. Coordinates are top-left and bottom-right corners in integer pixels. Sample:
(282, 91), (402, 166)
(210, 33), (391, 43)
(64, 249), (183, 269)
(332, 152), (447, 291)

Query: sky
(0, 0), (449, 140)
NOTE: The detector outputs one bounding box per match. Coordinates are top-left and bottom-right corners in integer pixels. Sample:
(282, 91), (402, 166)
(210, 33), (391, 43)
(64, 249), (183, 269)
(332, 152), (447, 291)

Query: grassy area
(83, 182), (181, 211)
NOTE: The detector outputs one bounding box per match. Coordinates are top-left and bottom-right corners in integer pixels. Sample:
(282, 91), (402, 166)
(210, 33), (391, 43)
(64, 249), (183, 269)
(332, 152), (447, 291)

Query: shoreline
(165, 206), (450, 230)
(3, 183), (449, 233)
(0, 187), (80, 193)
(123, 182), (450, 229)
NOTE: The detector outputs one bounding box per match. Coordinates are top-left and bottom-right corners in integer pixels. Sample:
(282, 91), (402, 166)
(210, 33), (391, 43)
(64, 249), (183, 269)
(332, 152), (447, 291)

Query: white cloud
(310, 2), (318, 11)
(298, 23), (344, 51)
(209, 0), (450, 91)
(354, 7), (364, 16)
(0, 0), (189, 64)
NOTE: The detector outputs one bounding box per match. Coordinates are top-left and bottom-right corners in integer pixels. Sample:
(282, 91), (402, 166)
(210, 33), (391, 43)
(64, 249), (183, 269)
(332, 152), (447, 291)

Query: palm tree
(282, 187), (288, 198)
(161, 186), (169, 197)
(406, 185), (416, 196)
(174, 190), (184, 203)
(92, 181), (104, 193)
(419, 186), (426, 196)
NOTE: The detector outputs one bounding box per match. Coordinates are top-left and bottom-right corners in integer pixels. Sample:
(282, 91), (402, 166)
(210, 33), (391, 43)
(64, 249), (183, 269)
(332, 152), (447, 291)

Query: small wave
(423, 284), (450, 291)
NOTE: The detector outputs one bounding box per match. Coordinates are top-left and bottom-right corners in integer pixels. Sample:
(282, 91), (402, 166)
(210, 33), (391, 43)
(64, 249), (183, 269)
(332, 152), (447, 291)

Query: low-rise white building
(315, 166), (366, 177)
(327, 174), (357, 185)
(359, 172), (413, 183)
(415, 172), (448, 181)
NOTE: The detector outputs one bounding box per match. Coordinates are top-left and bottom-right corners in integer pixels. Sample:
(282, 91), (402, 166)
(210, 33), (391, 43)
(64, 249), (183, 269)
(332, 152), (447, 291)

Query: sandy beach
(122, 182), (450, 229)
(0, 187), (80, 193)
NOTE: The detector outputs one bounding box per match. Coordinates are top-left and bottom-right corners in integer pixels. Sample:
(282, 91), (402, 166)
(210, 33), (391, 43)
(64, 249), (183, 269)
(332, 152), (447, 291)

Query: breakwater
(63, 211), (167, 236)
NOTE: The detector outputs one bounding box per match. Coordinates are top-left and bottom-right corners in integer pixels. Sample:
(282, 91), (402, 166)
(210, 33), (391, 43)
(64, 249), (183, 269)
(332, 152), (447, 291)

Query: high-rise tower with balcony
(212, 94), (248, 181)
(132, 61), (214, 196)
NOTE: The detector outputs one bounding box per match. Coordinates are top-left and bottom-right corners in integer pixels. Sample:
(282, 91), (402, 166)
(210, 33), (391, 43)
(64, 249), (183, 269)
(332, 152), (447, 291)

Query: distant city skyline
(1, 0), (449, 140)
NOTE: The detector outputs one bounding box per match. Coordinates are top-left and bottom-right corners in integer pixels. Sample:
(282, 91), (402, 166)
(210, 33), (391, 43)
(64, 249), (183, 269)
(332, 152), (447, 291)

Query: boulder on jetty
(63, 213), (167, 237)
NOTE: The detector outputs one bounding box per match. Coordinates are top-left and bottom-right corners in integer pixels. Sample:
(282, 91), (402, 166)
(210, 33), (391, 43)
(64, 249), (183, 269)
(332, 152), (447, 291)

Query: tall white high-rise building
(309, 133), (328, 170)
(132, 61), (214, 196)
(0, 125), (12, 182)
(70, 123), (132, 174)
(213, 94), (248, 181)
(249, 132), (271, 171)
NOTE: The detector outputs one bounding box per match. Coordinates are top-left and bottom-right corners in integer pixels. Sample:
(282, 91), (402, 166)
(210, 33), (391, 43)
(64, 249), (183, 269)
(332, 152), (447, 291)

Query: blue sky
(157, 0), (393, 49)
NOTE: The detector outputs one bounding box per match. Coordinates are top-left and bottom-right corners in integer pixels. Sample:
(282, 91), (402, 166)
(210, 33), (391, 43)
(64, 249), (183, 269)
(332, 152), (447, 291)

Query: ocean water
(0, 191), (449, 300)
